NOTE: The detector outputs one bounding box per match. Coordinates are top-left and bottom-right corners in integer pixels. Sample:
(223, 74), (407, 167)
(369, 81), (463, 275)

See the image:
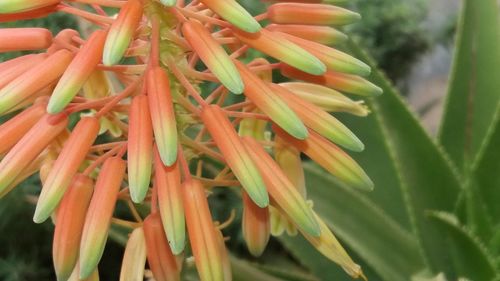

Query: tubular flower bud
(281, 64), (383, 97)
(0, 113), (68, 195)
(0, 28), (52, 52)
(48, 30), (107, 114)
(128, 95), (153, 203)
(201, 105), (269, 208)
(279, 82), (370, 116)
(47, 29), (80, 54)
(270, 83), (364, 152)
(68, 262), (99, 281)
(266, 24), (347, 46)
(242, 137), (320, 236)
(274, 135), (306, 198)
(144, 213), (181, 281)
(268, 3), (361, 26)
(274, 125), (374, 191)
(182, 19), (244, 94)
(103, 0), (143, 65)
(79, 157), (126, 279)
(214, 227), (232, 281)
(242, 191), (270, 257)
(154, 148), (185, 255)
(0, 49), (73, 115)
(119, 227), (147, 281)
(0, 101), (46, 156)
(0, 0), (60, 14)
(53, 175), (94, 281)
(278, 32), (371, 76)
(198, 0), (261, 33)
(34, 117), (100, 223)
(235, 61), (308, 140)
(232, 28), (326, 75)
(301, 213), (365, 280)
(147, 67), (178, 166)
(182, 179), (224, 281)
(0, 150), (46, 198)
(0, 54), (47, 89)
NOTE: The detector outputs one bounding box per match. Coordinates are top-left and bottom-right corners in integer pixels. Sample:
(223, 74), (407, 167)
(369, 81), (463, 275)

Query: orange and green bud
(0, 54), (47, 88)
(68, 262), (99, 281)
(34, 117), (100, 223)
(53, 175), (94, 281)
(200, 105), (268, 208)
(242, 137), (320, 237)
(242, 191), (270, 257)
(214, 227), (232, 281)
(268, 3), (361, 26)
(147, 67), (178, 166)
(79, 157), (126, 279)
(281, 64), (383, 97)
(154, 148), (185, 255)
(235, 61), (308, 140)
(274, 125), (374, 191)
(0, 149), (46, 198)
(232, 28), (326, 76)
(270, 83), (364, 152)
(119, 227), (147, 281)
(0, 49), (73, 115)
(102, 0), (143, 65)
(182, 179), (224, 281)
(143, 212), (181, 281)
(274, 135), (306, 198)
(0, 28), (52, 52)
(0, 113), (68, 195)
(198, 0), (261, 33)
(301, 213), (364, 279)
(266, 24), (347, 46)
(128, 95), (153, 203)
(0, 0), (60, 14)
(279, 32), (371, 76)
(48, 30), (107, 114)
(0, 101), (46, 156)
(279, 82), (370, 116)
(182, 19), (244, 94)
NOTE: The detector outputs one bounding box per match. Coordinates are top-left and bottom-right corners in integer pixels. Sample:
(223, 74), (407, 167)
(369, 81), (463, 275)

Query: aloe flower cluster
(0, 0), (381, 280)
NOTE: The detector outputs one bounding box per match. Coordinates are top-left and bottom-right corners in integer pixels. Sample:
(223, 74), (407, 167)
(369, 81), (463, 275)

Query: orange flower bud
(0, 113), (68, 195)
(119, 227), (147, 281)
(281, 64), (383, 97)
(242, 191), (270, 257)
(0, 49), (73, 115)
(266, 24), (347, 46)
(0, 54), (47, 89)
(241, 137), (320, 237)
(0, 28), (52, 52)
(34, 117), (100, 223)
(182, 19), (244, 94)
(154, 148), (185, 255)
(200, 104), (268, 208)
(273, 125), (374, 191)
(79, 157), (126, 279)
(0, 101), (46, 156)
(198, 0), (261, 33)
(128, 95), (153, 203)
(53, 175), (94, 281)
(48, 30), (107, 113)
(232, 28), (325, 76)
(143, 212), (181, 281)
(182, 179), (224, 281)
(268, 3), (361, 26)
(0, 0), (60, 14)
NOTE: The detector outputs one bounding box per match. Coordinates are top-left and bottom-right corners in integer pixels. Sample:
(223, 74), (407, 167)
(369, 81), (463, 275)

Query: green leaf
(438, 0), (500, 170)
(347, 40), (463, 275)
(284, 163), (424, 281)
(428, 211), (498, 280)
